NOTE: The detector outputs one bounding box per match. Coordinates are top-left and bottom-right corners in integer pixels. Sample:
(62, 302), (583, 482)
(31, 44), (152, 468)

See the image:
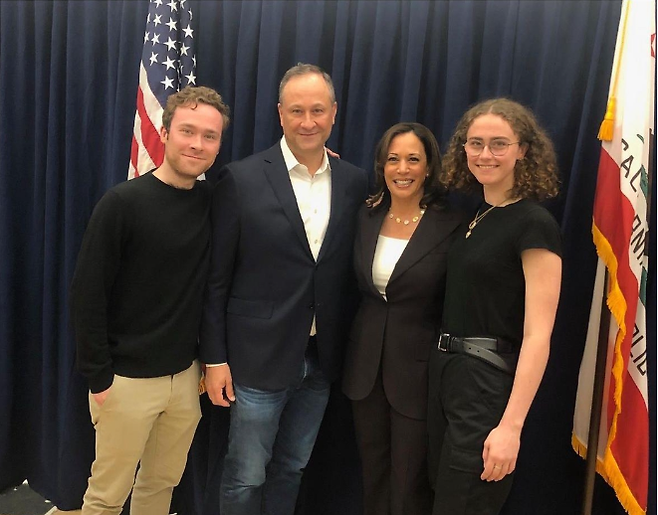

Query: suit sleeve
(199, 165), (241, 364)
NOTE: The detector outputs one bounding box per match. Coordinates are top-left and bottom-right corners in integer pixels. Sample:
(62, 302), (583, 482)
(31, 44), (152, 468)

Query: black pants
(352, 369), (433, 515)
(427, 349), (515, 515)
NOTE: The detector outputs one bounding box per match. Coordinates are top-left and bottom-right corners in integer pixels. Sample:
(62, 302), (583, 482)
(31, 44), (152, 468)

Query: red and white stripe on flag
(128, 0), (197, 180)
(572, 1), (655, 514)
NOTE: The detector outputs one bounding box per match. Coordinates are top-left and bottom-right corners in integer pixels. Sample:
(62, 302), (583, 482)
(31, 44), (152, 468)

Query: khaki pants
(82, 362), (202, 515)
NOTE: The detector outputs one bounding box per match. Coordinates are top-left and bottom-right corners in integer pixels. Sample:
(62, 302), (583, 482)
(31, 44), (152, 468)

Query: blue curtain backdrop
(0, 1), (653, 514)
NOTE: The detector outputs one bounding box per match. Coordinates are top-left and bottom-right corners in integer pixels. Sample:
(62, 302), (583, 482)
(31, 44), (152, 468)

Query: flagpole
(581, 268), (612, 515)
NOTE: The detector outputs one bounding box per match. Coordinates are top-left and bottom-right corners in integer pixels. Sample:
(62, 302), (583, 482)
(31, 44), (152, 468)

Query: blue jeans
(220, 345), (331, 515)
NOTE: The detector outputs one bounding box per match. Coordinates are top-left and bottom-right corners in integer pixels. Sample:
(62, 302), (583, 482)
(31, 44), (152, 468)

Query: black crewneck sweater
(70, 172), (211, 393)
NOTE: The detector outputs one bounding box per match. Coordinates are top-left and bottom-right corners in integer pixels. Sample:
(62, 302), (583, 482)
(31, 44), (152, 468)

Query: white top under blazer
(372, 235), (409, 300)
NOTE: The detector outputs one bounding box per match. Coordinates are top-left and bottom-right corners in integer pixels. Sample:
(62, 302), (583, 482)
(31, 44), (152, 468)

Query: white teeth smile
(394, 179), (413, 185)
(478, 165), (497, 169)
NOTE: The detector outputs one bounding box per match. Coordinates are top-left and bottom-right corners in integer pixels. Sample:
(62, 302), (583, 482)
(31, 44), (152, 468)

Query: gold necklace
(465, 204), (498, 238)
(388, 208), (425, 226)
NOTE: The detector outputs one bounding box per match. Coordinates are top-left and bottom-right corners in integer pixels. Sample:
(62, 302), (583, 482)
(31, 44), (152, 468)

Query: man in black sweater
(70, 86), (229, 515)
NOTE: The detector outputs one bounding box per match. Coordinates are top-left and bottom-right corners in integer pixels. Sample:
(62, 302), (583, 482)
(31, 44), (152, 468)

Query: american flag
(128, 0), (197, 179)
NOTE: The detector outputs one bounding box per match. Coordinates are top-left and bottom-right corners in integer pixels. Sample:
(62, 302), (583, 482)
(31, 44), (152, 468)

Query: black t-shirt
(441, 199), (562, 350)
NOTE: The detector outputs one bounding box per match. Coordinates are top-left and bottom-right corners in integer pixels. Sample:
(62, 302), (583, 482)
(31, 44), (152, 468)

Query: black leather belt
(437, 333), (517, 374)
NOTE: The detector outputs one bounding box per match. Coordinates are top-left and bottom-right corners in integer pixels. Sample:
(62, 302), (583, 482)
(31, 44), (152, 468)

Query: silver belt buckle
(438, 333), (450, 352)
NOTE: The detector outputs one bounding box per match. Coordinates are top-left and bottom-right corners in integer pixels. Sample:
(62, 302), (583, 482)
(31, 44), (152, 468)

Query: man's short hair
(278, 63), (336, 104)
(162, 86), (231, 132)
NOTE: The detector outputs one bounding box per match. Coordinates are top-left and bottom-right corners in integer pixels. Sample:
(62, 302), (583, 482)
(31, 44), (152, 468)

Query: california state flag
(572, 1), (655, 514)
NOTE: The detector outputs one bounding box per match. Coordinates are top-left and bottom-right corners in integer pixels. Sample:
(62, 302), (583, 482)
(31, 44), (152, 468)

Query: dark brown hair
(441, 98), (559, 200)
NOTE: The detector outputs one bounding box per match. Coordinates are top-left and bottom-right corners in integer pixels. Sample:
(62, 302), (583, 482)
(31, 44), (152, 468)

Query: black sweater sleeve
(70, 191), (126, 393)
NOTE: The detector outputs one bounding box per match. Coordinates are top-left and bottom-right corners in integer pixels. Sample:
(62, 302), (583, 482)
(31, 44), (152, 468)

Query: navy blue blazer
(342, 204), (463, 419)
(199, 143), (368, 390)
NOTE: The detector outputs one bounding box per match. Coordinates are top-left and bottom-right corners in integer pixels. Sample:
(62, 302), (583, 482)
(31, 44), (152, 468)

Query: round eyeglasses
(463, 140), (520, 157)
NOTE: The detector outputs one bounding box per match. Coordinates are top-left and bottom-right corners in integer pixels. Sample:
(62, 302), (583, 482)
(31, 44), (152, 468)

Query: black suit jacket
(342, 204), (462, 419)
(199, 143), (368, 390)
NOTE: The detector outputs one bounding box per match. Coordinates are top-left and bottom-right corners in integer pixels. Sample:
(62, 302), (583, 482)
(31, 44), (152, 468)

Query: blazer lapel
(317, 158), (346, 261)
(359, 207), (388, 298)
(388, 208), (461, 285)
(261, 146), (313, 257)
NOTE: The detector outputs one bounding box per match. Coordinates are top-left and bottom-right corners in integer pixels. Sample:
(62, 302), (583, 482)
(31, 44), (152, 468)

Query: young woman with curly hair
(428, 98), (562, 515)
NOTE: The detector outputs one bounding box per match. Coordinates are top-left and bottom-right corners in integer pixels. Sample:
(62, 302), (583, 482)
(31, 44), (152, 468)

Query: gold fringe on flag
(597, 97), (616, 141)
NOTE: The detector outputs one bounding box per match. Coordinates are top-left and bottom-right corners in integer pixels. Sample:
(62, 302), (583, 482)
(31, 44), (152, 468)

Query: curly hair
(441, 98), (559, 200)
(162, 86), (231, 132)
(367, 122), (448, 211)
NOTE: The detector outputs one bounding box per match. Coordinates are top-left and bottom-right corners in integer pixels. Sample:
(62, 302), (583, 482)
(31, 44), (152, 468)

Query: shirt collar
(280, 136), (331, 176)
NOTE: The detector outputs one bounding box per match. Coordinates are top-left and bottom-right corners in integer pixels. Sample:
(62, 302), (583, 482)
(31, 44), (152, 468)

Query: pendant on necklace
(465, 219), (478, 239)
(465, 204), (496, 239)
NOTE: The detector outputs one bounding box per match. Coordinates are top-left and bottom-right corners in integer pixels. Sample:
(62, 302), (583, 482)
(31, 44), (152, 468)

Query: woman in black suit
(342, 123), (462, 515)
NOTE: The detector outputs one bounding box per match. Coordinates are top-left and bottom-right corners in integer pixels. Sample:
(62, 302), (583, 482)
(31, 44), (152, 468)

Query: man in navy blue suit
(199, 63), (368, 515)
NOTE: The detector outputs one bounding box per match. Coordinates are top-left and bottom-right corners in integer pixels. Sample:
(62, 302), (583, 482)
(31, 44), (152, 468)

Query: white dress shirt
(280, 137), (332, 335)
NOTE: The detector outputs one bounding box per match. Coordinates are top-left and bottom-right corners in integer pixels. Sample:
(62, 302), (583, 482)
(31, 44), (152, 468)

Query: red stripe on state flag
(593, 150), (638, 260)
(611, 376), (649, 504)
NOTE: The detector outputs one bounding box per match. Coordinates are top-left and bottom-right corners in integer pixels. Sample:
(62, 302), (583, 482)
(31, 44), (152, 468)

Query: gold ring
(493, 465), (501, 469)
